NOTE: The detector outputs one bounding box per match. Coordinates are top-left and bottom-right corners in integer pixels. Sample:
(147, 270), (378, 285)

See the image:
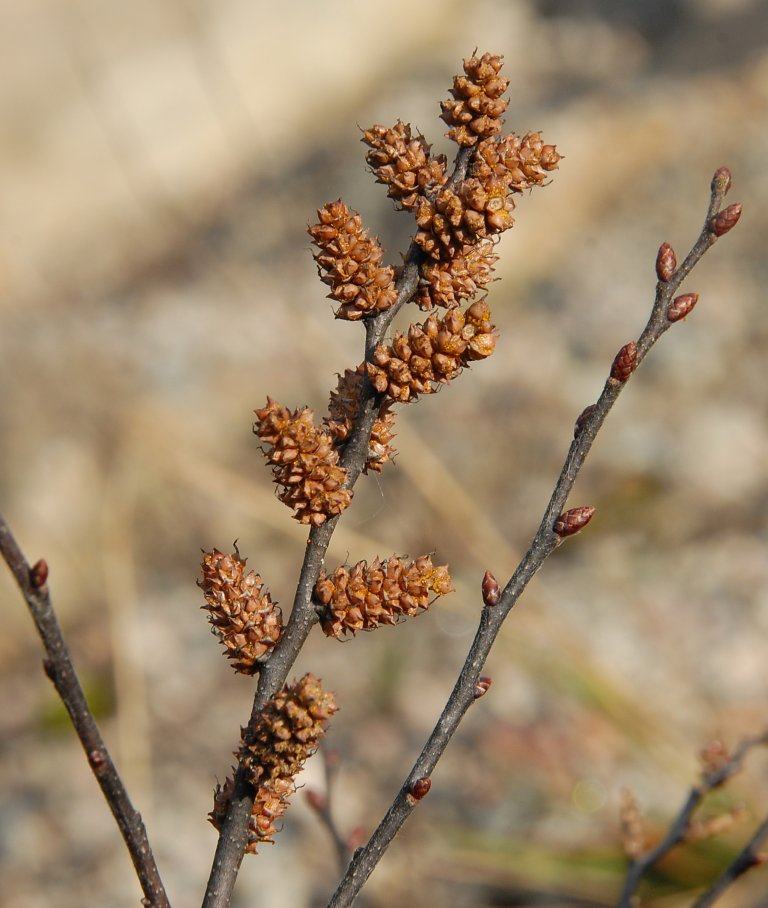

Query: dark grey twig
(325, 169), (739, 907)
(617, 731), (768, 908)
(0, 514), (171, 908)
(691, 812), (768, 908)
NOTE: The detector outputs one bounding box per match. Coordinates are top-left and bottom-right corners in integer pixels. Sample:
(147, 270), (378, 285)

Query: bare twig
(306, 750), (352, 875)
(0, 514), (171, 908)
(691, 812), (768, 907)
(325, 170), (740, 907)
(617, 732), (768, 907)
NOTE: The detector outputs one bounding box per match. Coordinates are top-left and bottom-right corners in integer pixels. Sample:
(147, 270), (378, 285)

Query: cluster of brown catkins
(367, 299), (496, 403)
(209, 674), (337, 853)
(314, 555), (453, 638)
(254, 397), (352, 525)
(199, 549), (282, 673)
(325, 365), (396, 472)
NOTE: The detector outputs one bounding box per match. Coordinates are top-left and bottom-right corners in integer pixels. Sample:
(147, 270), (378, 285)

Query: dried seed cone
(472, 133), (561, 192)
(416, 239), (498, 309)
(414, 179), (514, 260)
(199, 549), (282, 673)
(254, 397), (352, 525)
(209, 674), (337, 854)
(314, 555), (453, 638)
(367, 299), (496, 403)
(441, 52), (510, 146)
(362, 121), (447, 209)
(325, 366), (396, 472)
(308, 200), (397, 320)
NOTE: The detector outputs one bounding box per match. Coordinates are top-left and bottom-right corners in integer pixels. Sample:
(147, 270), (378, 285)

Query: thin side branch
(325, 170), (737, 907)
(617, 732), (768, 907)
(0, 514), (171, 908)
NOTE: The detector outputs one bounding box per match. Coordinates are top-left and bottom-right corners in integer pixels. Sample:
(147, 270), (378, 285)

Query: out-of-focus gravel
(1, 1), (767, 906)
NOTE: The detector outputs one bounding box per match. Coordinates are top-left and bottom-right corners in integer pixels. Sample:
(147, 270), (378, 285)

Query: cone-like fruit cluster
(366, 300), (496, 403)
(314, 555), (453, 638)
(308, 200), (397, 320)
(199, 549), (282, 674)
(362, 121), (447, 210)
(440, 52), (509, 146)
(325, 366), (396, 472)
(254, 398), (352, 525)
(416, 239), (498, 310)
(414, 132), (561, 262)
(209, 674), (337, 854)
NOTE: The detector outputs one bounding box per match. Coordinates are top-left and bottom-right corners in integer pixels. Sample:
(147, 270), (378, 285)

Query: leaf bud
(408, 777), (432, 802)
(30, 558), (49, 589)
(709, 203), (742, 238)
(481, 570), (500, 606)
(711, 166), (732, 196)
(667, 292), (699, 323)
(610, 341), (638, 383)
(554, 506), (595, 538)
(655, 242), (677, 282)
(574, 403), (597, 438)
(474, 676), (493, 699)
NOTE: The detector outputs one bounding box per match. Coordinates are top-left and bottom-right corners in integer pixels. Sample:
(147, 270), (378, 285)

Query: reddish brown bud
(710, 203), (742, 238)
(474, 676), (492, 699)
(481, 570), (500, 606)
(88, 749), (107, 771)
(610, 341), (638, 383)
(655, 242), (677, 282)
(574, 404), (597, 437)
(408, 777), (432, 801)
(305, 790), (327, 813)
(667, 292), (699, 323)
(711, 166), (732, 196)
(30, 558), (48, 589)
(554, 506), (595, 538)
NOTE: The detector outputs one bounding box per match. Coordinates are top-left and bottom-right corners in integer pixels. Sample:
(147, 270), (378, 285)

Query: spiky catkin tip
(315, 555), (453, 638)
(254, 397), (352, 524)
(610, 340), (638, 383)
(441, 52), (510, 146)
(209, 674), (337, 854)
(308, 200), (396, 320)
(199, 549), (283, 673)
(362, 121), (447, 210)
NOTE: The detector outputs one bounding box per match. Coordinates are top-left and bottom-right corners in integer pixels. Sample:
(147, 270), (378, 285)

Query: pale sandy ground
(1, 1), (768, 906)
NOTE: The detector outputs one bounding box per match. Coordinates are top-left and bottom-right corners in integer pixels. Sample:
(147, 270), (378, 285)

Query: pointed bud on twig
(655, 242), (677, 282)
(474, 676), (492, 699)
(667, 292), (699, 323)
(482, 570), (500, 606)
(305, 790), (327, 813)
(554, 506), (595, 539)
(30, 559), (49, 589)
(574, 404), (597, 438)
(408, 777), (432, 802)
(610, 341), (638, 383)
(711, 166), (732, 196)
(709, 203), (742, 237)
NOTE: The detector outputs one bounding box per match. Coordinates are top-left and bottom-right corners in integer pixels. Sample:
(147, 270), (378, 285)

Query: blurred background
(1, 1), (767, 906)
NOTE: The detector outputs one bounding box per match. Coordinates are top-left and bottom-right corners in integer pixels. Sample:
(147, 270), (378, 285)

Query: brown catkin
(209, 674), (337, 853)
(199, 549), (282, 673)
(366, 299), (496, 403)
(308, 200), (397, 320)
(254, 398), (352, 525)
(314, 555), (453, 638)
(325, 366), (397, 472)
(362, 121), (447, 210)
(440, 52), (510, 146)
